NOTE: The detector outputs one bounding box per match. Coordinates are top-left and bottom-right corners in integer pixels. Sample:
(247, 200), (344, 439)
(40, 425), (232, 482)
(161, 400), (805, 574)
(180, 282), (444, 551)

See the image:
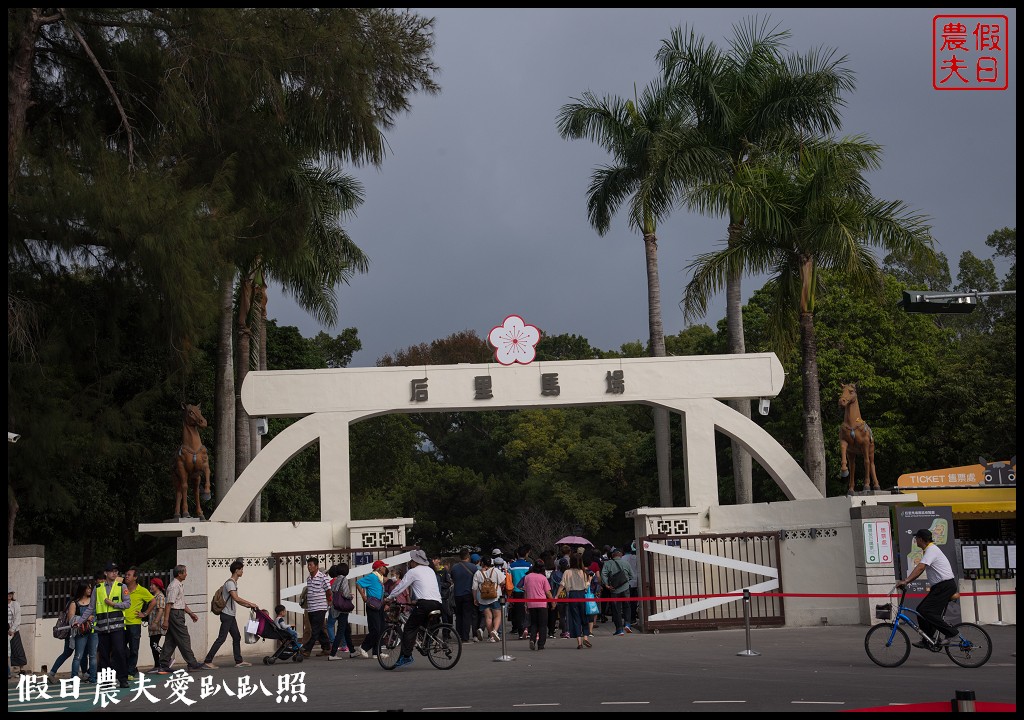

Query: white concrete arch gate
(139, 353), (908, 652)
(214, 352), (820, 524)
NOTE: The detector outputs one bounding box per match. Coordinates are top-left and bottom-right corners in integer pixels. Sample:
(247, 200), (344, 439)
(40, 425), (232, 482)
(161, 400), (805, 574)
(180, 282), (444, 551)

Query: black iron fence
(39, 569), (176, 619)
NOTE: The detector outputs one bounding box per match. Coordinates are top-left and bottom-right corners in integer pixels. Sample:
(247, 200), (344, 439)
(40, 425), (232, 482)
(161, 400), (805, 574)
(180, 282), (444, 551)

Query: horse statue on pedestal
(839, 383), (880, 495)
(172, 402), (212, 519)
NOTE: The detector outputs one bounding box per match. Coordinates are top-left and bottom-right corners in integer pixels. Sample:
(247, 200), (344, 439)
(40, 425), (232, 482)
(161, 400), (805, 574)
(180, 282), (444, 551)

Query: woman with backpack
(472, 556), (506, 642)
(327, 563), (354, 660)
(47, 582), (92, 680)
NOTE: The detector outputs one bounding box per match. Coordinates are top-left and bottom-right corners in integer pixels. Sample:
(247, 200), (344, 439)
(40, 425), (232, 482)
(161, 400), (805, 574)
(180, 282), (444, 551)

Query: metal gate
(639, 531), (784, 631)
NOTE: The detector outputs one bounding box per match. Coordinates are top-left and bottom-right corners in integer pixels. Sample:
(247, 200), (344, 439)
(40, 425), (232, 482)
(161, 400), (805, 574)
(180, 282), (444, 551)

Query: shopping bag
(244, 611), (260, 643)
(584, 589), (599, 617)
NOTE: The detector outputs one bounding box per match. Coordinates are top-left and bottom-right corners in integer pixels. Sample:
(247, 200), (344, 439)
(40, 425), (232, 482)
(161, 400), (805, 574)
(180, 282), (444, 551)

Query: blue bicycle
(864, 585), (992, 668)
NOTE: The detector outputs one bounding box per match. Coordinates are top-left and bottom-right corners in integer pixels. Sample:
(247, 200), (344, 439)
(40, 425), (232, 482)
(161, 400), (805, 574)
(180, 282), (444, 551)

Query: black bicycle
(864, 585), (992, 668)
(377, 601), (462, 670)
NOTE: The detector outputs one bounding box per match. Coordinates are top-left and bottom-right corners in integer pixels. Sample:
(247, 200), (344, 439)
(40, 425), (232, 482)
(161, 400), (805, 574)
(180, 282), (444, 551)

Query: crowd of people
(28, 542), (640, 682)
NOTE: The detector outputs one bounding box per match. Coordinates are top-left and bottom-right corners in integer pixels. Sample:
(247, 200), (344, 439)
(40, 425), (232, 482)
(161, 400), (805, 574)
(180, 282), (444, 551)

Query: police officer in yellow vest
(95, 562), (131, 688)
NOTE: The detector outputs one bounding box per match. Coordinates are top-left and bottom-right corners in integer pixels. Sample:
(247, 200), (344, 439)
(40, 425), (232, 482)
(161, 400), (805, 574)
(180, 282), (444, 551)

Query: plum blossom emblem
(488, 315), (541, 366)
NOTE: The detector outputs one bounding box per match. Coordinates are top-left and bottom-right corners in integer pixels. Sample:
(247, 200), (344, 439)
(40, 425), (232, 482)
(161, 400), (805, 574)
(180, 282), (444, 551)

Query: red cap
(149, 578), (165, 590)
(372, 560), (388, 570)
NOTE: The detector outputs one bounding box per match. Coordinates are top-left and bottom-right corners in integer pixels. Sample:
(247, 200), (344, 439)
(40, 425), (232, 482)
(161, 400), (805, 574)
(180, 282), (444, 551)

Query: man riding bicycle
(385, 548), (443, 668)
(896, 528), (958, 649)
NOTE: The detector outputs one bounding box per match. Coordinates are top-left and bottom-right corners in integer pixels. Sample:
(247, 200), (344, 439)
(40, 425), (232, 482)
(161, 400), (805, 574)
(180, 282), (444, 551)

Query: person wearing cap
(600, 547), (633, 636)
(299, 557), (333, 658)
(94, 562), (132, 687)
(450, 549), (479, 643)
(897, 528), (958, 648)
(141, 577), (167, 671)
(353, 559), (388, 658)
(386, 548), (443, 669)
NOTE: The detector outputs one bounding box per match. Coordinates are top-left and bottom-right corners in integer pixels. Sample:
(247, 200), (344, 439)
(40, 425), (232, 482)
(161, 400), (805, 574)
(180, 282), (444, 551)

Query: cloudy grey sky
(270, 8), (1017, 368)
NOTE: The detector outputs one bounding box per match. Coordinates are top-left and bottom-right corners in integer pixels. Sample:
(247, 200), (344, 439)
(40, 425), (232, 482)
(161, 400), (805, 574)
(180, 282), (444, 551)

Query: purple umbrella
(555, 535), (593, 547)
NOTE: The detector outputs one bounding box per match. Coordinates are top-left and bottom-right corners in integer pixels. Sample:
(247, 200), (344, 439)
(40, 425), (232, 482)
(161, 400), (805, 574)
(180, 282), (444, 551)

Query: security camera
(254, 418), (269, 436)
(758, 398), (770, 416)
(8, 432), (21, 443)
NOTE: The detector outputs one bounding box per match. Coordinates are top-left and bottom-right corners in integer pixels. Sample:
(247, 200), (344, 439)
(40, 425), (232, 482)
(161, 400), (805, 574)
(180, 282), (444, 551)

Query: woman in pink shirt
(521, 561), (553, 651)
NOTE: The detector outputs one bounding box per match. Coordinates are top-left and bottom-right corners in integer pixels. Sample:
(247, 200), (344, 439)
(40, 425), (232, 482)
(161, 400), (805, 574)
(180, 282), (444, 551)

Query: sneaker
(300, 648), (311, 658)
(624, 625), (633, 634)
(476, 628), (485, 641)
(339, 646), (349, 653)
(327, 654), (344, 661)
(234, 662), (252, 668)
(200, 662), (218, 669)
(186, 663), (204, 672)
(613, 630), (625, 636)
(393, 655), (414, 669)
(529, 639), (537, 651)
(560, 632), (570, 639)
(548, 634), (556, 639)
(352, 648), (370, 659)
(489, 630), (500, 642)
(487, 636), (497, 643)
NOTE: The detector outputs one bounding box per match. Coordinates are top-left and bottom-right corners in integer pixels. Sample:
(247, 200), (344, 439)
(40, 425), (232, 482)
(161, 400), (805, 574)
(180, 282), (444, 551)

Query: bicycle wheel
(425, 623), (462, 670)
(865, 623), (911, 667)
(377, 625), (403, 670)
(945, 622), (992, 668)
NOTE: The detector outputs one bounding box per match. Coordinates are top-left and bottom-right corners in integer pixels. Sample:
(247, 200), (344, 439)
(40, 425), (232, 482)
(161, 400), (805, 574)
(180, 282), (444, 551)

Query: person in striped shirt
(300, 557), (333, 657)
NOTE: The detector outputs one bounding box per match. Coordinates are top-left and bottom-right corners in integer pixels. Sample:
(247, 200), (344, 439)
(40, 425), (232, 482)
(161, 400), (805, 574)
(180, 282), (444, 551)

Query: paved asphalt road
(9, 623), (1016, 712)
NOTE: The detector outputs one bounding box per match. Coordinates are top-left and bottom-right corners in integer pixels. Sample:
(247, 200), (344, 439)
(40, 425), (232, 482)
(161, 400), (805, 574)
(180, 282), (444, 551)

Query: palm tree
(657, 16), (856, 503)
(682, 137), (933, 493)
(557, 79), (717, 507)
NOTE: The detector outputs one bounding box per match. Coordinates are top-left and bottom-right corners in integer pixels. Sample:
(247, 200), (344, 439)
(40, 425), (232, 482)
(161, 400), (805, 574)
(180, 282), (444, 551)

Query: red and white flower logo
(488, 315), (541, 366)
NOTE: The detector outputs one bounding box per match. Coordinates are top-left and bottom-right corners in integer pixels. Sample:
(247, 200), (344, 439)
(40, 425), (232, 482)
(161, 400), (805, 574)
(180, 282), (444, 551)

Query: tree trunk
(726, 221), (752, 504)
(248, 281), (268, 522)
(235, 273), (253, 520)
(215, 269), (236, 506)
(800, 311), (827, 494)
(7, 489), (18, 547)
(8, 10), (47, 191)
(644, 231), (673, 507)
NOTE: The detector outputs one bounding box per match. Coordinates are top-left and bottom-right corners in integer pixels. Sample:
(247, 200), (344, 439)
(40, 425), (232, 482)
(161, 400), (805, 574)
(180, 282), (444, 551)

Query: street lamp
(899, 289), (1016, 314)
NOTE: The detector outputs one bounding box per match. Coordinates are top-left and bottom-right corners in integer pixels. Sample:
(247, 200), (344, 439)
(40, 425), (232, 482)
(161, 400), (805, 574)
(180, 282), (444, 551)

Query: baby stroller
(248, 608), (304, 665)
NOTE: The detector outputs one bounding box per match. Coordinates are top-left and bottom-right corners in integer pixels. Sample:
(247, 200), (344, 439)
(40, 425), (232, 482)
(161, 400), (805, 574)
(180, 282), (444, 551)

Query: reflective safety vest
(95, 581), (126, 633)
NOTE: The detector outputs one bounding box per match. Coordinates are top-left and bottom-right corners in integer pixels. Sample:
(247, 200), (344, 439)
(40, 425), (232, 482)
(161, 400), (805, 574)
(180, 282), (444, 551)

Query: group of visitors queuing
(33, 542), (640, 682)
(448, 543), (639, 651)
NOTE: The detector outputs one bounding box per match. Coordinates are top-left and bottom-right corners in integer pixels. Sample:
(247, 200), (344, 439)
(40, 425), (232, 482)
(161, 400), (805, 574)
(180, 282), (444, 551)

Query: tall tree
(683, 137), (933, 492)
(657, 16), (855, 503)
(557, 78), (716, 507)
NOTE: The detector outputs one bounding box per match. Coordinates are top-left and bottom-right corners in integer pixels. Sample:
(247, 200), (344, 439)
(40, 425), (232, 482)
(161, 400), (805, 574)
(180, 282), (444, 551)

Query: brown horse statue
(839, 383), (880, 495)
(172, 402), (212, 519)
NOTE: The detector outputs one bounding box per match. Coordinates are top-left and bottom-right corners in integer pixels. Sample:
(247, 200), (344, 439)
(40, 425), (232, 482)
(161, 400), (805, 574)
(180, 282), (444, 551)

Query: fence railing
(957, 539), (1017, 580)
(38, 570), (176, 619)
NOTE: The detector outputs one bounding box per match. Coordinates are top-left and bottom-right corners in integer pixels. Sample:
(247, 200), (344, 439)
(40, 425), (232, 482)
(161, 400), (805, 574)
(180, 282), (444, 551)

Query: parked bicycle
(377, 601), (462, 670)
(864, 585), (992, 668)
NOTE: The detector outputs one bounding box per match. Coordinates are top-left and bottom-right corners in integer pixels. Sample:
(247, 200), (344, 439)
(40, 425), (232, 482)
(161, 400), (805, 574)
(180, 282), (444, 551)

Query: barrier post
(951, 689), (976, 712)
(990, 572), (1006, 626)
(494, 596), (515, 662)
(736, 589), (760, 657)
